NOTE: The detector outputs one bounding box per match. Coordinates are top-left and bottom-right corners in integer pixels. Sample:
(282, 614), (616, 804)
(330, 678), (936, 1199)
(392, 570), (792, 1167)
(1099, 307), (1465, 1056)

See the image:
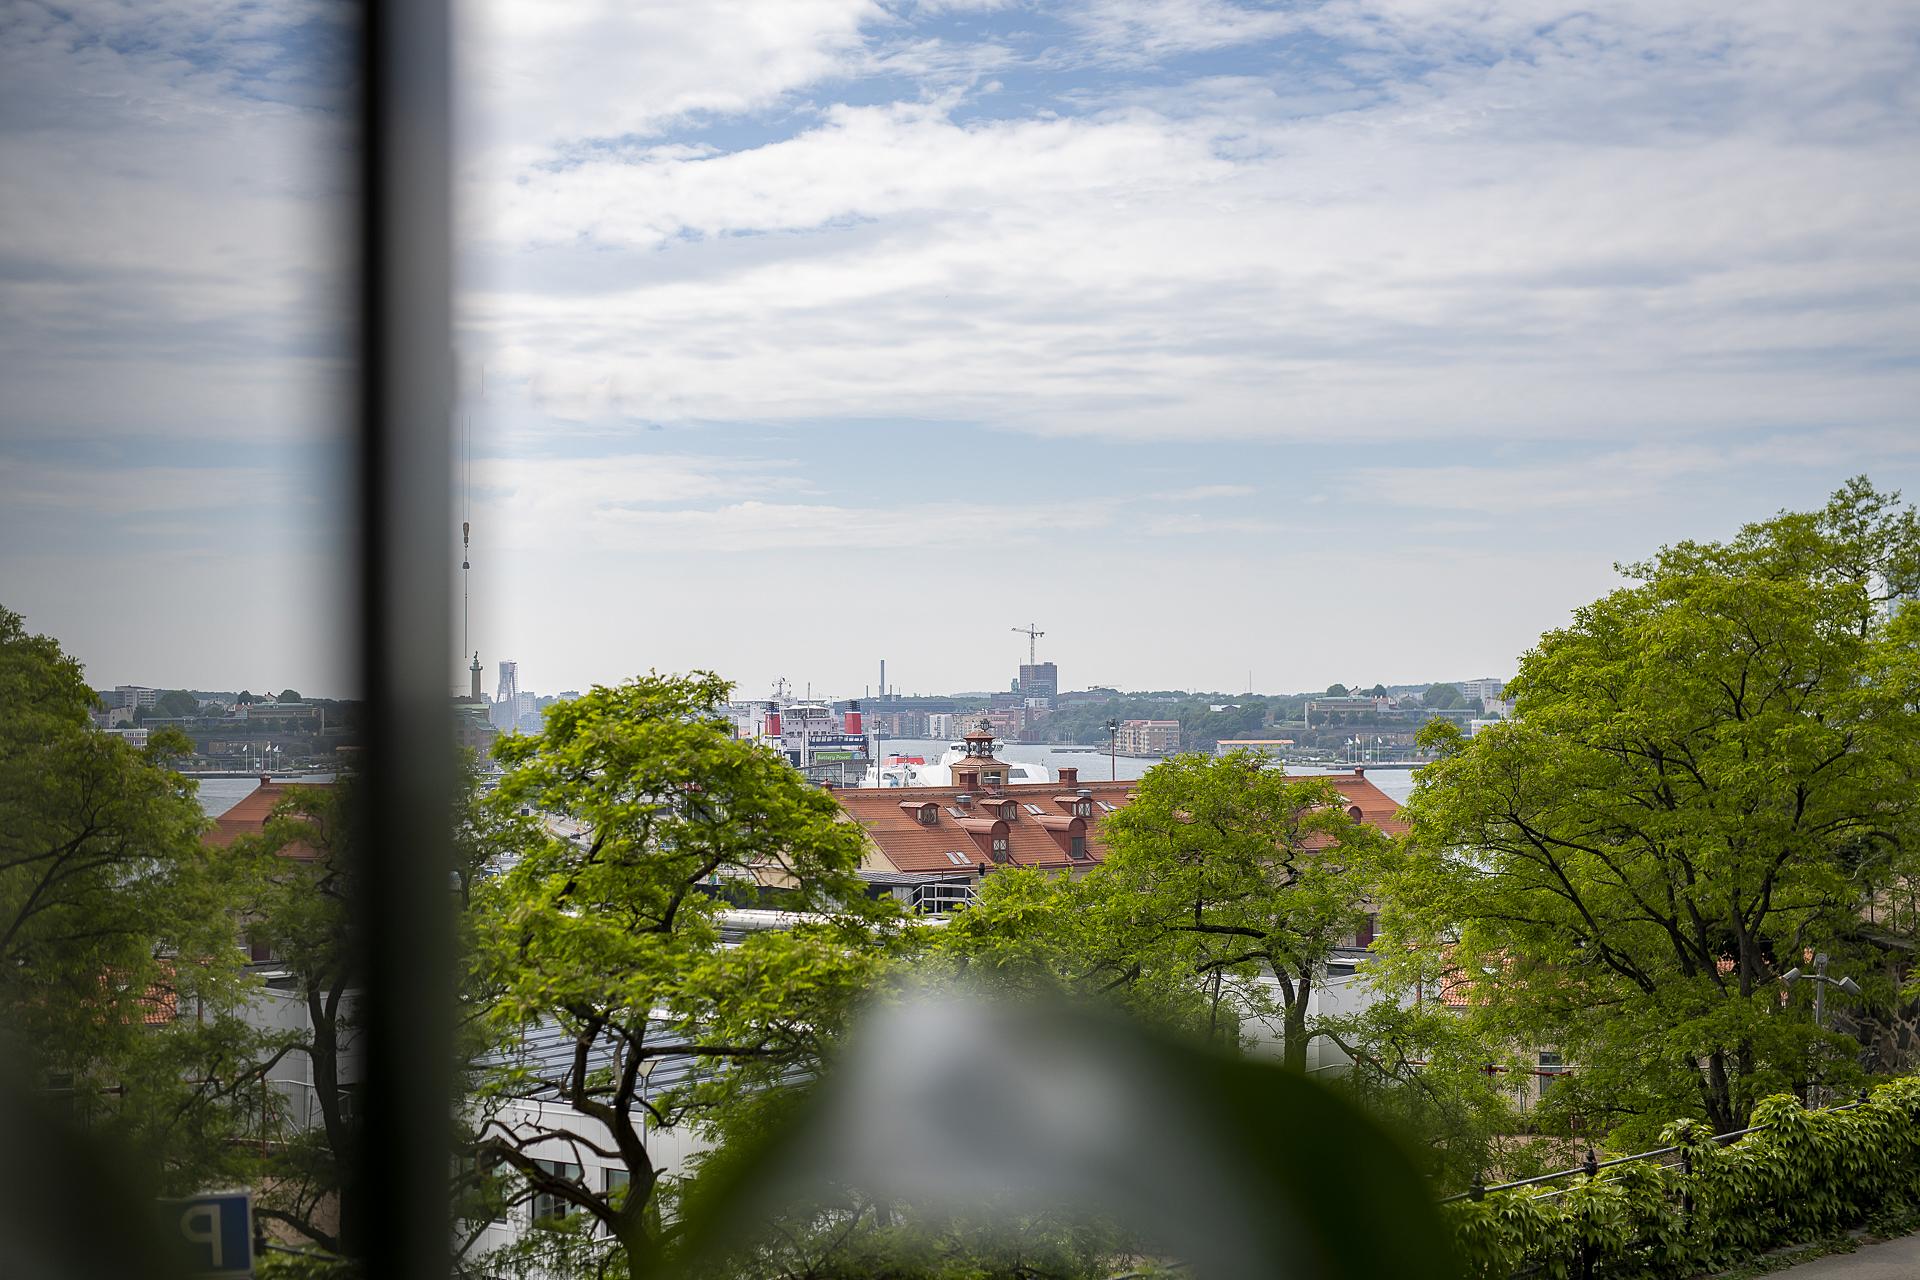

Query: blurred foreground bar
(355, 0), (455, 1271)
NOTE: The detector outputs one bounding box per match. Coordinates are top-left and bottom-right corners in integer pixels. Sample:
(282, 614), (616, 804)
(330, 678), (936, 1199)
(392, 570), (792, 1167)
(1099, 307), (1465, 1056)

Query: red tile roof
(832, 768), (1407, 876)
(203, 778), (332, 860)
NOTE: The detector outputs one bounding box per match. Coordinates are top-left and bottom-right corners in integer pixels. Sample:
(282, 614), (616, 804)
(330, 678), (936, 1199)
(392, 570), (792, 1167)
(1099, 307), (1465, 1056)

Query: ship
(731, 692), (873, 788)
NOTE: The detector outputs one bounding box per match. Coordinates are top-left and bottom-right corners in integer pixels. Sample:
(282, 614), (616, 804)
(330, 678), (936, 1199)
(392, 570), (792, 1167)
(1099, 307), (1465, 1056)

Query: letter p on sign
(160, 1191), (253, 1277)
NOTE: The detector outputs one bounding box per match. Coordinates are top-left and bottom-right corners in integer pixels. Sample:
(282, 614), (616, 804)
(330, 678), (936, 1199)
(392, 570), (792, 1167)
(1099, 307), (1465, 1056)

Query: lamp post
(1105, 718), (1119, 781)
(1783, 953), (1861, 1105)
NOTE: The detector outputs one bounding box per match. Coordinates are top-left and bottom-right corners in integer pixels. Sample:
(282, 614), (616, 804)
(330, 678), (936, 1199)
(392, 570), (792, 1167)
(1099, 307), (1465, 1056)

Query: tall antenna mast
(460, 363), (482, 674)
(1012, 621), (1045, 665)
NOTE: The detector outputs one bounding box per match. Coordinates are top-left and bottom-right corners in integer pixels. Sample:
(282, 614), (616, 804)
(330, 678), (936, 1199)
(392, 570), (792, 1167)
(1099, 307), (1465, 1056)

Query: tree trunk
(1282, 984), (1311, 1072)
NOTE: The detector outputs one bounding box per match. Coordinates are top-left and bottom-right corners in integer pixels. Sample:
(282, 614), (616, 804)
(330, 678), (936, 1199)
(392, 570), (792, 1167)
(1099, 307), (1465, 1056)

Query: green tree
(1097, 754), (1388, 1067)
(941, 753), (1386, 1069)
(232, 763), (498, 1261)
(1326, 683), (1349, 697)
(1387, 479), (1920, 1141)
(0, 605), (255, 1191)
(155, 689), (201, 718)
(470, 673), (904, 1278)
(277, 688), (301, 703)
(1421, 682), (1464, 710)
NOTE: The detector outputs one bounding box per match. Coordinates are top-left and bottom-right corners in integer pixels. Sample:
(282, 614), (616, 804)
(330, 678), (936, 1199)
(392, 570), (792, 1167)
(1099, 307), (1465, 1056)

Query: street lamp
(1782, 953), (1861, 1105)
(1104, 718), (1119, 781)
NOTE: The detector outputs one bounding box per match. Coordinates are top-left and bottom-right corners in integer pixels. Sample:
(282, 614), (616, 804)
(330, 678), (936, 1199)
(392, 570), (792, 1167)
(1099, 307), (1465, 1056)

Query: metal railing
(1439, 1092), (1874, 1280)
(1442, 1090), (1870, 1205)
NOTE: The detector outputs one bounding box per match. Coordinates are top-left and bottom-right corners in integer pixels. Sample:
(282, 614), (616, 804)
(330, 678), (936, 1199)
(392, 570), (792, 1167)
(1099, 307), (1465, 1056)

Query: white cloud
(460, 3), (1920, 445)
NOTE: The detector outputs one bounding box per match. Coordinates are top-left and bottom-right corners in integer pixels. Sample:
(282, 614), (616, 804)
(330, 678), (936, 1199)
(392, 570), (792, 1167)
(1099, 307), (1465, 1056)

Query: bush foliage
(1444, 1077), (1920, 1278)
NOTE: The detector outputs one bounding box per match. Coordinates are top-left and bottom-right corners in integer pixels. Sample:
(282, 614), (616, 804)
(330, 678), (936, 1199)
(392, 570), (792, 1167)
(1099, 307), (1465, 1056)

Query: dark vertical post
(356, 0), (454, 1272)
(1580, 1148), (1599, 1280)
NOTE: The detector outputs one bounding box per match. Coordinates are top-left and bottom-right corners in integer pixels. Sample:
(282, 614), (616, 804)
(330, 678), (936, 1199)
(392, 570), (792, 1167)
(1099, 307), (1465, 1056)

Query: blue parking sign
(159, 1190), (254, 1276)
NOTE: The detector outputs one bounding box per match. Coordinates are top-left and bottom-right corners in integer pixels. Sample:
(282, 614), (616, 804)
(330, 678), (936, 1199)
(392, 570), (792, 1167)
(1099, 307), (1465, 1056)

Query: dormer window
(919, 805), (938, 825)
(1070, 834), (1088, 859)
(1075, 800), (1092, 817)
(998, 801), (1018, 821)
(991, 835), (1009, 861)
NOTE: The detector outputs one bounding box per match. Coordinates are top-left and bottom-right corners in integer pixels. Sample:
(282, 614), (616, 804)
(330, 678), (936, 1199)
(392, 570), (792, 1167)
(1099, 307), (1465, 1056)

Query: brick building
(831, 726), (1406, 914)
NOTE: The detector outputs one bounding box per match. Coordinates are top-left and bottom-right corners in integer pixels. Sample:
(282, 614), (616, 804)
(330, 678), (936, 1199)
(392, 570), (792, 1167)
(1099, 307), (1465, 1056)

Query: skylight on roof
(946, 807), (966, 819)
(945, 851), (970, 865)
(1024, 803), (1044, 814)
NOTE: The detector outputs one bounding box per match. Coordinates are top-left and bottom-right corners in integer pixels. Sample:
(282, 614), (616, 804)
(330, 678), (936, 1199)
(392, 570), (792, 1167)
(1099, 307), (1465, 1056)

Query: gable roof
(833, 769), (1407, 876)
(203, 778), (332, 860)
(834, 778), (1127, 875)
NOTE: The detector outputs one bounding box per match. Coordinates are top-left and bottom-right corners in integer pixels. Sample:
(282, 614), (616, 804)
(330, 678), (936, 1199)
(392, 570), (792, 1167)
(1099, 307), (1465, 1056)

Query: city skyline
(4, 1), (1917, 696)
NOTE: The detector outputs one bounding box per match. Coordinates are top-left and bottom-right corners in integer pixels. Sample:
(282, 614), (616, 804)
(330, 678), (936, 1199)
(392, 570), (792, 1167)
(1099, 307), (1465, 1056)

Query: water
(874, 739), (1419, 803)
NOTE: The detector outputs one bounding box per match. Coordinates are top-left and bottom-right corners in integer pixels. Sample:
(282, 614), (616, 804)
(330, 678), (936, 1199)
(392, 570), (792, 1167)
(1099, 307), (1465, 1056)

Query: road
(1766, 1234), (1920, 1277)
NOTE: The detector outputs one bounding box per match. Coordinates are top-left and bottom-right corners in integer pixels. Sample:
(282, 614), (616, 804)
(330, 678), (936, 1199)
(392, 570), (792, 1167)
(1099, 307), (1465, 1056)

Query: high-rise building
(492, 661), (520, 729)
(1457, 677), (1507, 704)
(1018, 662), (1059, 705)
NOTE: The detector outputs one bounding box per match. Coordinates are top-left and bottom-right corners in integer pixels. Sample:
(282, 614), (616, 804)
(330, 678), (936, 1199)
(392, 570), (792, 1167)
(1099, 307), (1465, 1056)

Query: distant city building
(1214, 738), (1294, 759)
(453, 704), (497, 756)
(1303, 695), (1389, 726)
(1115, 719), (1180, 757)
(103, 684), (158, 710)
(927, 712), (958, 740)
(1457, 678), (1507, 704)
(1017, 662), (1059, 706)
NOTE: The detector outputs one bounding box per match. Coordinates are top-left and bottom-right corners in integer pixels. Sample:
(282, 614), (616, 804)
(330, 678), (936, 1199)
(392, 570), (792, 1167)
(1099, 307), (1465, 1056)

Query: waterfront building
(1115, 719), (1180, 757)
(1213, 738), (1295, 760)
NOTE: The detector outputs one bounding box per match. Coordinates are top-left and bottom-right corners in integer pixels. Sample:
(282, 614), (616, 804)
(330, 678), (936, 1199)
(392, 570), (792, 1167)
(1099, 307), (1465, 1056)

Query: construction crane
(1012, 622), (1045, 665)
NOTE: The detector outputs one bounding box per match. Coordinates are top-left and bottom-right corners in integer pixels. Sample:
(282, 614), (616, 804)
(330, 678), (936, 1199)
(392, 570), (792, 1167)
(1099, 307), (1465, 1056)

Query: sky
(2, 0), (1918, 701)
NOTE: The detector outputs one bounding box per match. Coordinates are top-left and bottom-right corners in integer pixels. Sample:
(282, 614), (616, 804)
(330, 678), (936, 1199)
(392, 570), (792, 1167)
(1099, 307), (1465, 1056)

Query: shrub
(1444, 1077), (1920, 1278)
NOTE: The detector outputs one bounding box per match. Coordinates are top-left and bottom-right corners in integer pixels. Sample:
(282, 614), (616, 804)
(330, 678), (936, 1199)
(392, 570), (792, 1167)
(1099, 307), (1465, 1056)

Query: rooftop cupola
(961, 719), (998, 759)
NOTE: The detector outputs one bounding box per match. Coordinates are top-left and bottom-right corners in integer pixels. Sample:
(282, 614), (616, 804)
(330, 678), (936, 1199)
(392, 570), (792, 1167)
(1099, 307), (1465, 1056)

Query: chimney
(764, 701), (781, 738)
(1354, 766), (1366, 778)
(844, 700), (863, 735)
(259, 774), (272, 786)
(1058, 766), (1078, 786)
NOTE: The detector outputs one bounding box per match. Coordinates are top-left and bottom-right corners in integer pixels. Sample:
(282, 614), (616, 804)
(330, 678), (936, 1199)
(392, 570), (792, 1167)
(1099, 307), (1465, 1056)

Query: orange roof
(1292, 771), (1410, 838)
(833, 769), (1407, 876)
(203, 778), (332, 860)
(834, 778), (1126, 875)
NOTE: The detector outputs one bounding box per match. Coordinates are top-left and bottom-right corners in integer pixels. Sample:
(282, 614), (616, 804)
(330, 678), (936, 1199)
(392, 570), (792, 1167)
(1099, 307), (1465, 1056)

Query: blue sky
(4, 0), (1919, 699)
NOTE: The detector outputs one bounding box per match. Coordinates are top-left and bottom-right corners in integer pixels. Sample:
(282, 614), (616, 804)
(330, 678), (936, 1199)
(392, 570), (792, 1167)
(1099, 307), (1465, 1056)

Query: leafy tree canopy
(1385, 478), (1920, 1142)
(942, 753), (1387, 1071)
(1421, 682), (1464, 710)
(154, 689), (200, 718)
(1326, 683), (1349, 697)
(470, 672), (905, 1277)
(0, 605), (254, 1191)
(277, 688), (301, 703)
